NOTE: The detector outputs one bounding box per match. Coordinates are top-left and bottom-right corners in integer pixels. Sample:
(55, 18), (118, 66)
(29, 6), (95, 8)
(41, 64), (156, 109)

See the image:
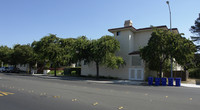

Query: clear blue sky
(0, 0), (200, 47)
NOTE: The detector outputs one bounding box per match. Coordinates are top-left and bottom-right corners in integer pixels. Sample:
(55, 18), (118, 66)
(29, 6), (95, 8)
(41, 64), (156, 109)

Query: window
(116, 31), (120, 36)
(83, 60), (88, 65)
(131, 56), (142, 66)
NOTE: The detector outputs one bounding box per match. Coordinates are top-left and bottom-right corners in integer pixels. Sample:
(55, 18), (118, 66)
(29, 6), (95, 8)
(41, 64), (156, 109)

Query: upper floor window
(83, 60), (88, 65)
(116, 31), (120, 36)
(131, 56), (142, 66)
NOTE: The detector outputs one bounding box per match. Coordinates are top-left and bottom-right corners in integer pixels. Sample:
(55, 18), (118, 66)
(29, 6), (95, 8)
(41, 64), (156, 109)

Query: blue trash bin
(155, 78), (160, 86)
(161, 78), (167, 86)
(148, 77), (153, 85)
(168, 78), (174, 86)
(175, 78), (181, 87)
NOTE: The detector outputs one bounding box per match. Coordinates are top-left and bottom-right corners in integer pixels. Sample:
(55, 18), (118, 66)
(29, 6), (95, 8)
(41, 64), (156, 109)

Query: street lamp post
(166, 1), (173, 78)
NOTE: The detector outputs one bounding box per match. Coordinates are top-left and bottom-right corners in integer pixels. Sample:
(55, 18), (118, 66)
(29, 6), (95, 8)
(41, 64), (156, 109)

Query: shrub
(48, 70), (64, 75)
(189, 68), (200, 78)
(63, 67), (81, 76)
(71, 71), (77, 76)
(87, 74), (93, 77)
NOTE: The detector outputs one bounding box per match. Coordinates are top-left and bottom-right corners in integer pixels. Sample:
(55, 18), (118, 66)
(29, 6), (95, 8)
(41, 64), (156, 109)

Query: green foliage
(0, 46), (13, 65)
(172, 35), (196, 68)
(140, 28), (196, 77)
(1, 33), (125, 78)
(32, 34), (64, 76)
(11, 44), (36, 66)
(59, 38), (76, 65)
(85, 35), (125, 78)
(190, 13), (200, 52)
(194, 54), (200, 67)
(90, 35), (125, 67)
(71, 71), (77, 76)
(32, 34), (63, 63)
(72, 35), (125, 78)
(63, 67), (81, 76)
(140, 29), (171, 76)
(189, 68), (200, 78)
(48, 70), (64, 76)
(74, 36), (91, 63)
(104, 54), (125, 69)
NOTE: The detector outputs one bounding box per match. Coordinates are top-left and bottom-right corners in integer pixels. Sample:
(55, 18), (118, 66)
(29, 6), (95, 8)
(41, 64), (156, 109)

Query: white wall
(81, 61), (129, 79)
(134, 31), (152, 51)
(115, 30), (132, 66)
(17, 64), (29, 71)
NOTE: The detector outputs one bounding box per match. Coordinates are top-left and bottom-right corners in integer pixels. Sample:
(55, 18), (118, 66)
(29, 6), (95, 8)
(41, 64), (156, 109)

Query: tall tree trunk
(96, 62), (99, 79)
(159, 61), (163, 78)
(29, 64), (32, 74)
(54, 64), (57, 77)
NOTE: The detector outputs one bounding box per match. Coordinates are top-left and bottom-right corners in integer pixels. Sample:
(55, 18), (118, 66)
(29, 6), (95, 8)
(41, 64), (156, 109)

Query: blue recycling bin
(168, 78), (174, 86)
(161, 78), (167, 86)
(175, 78), (181, 87)
(155, 78), (160, 86)
(148, 77), (153, 85)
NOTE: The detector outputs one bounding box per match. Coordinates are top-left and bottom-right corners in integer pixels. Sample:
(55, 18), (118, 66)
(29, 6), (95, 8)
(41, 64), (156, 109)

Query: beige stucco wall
(134, 31), (152, 51)
(115, 30), (132, 66)
(81, 61), (129, 79)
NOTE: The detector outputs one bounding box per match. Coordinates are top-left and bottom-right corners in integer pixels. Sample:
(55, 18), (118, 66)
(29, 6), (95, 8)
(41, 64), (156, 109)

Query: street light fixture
(166, 1), (172, 32)
(166, 1), (173, 78)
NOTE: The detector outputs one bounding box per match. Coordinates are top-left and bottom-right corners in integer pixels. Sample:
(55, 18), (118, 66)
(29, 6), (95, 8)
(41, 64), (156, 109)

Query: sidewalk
(181, 83), (200, 88)
(85, 80), (146, 85)
(31, 74), (200, 88)
(32, 74), (146, 85)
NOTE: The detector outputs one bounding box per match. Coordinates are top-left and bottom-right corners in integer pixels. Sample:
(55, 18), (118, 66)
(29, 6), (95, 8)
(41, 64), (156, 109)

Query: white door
(129, 68), (144, 80)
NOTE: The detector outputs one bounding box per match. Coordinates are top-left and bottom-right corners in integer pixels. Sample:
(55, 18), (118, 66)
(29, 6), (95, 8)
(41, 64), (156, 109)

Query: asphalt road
(0, 73), (200, 110)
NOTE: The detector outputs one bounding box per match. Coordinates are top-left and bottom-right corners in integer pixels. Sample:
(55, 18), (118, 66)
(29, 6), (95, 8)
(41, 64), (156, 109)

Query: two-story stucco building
(81, 20), (180, 80)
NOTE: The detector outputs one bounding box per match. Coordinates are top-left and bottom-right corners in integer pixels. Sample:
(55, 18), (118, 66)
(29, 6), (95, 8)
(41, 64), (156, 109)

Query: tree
(73, 36), (91, 63)
(172, 34), (196, 69)
(190, 13), (200, 52)
(32, 34), (64, 76)
(140, 28), (196, 77)
(140, 29), (171, 77)
(11, 44), (37, 73)
(85, 35), (125, 79)
(59, 38), (77, 65)
(0, 46), (13, 66)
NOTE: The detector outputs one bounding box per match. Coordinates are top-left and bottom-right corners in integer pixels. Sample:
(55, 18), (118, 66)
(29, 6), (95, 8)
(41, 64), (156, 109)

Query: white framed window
(131, 55), (142, 66)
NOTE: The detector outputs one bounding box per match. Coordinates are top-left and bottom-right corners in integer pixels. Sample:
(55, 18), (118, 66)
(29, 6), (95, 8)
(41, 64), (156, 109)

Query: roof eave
(171, 28), (179, 34)
(108, 26), (136, 33)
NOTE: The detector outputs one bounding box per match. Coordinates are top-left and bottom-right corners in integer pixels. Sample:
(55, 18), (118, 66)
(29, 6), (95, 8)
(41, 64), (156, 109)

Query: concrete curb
(181, 83), (200, 88)
(85, 80), (146, 85)
(32, 74), (146, 85)
(31, 74), (200, 88)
